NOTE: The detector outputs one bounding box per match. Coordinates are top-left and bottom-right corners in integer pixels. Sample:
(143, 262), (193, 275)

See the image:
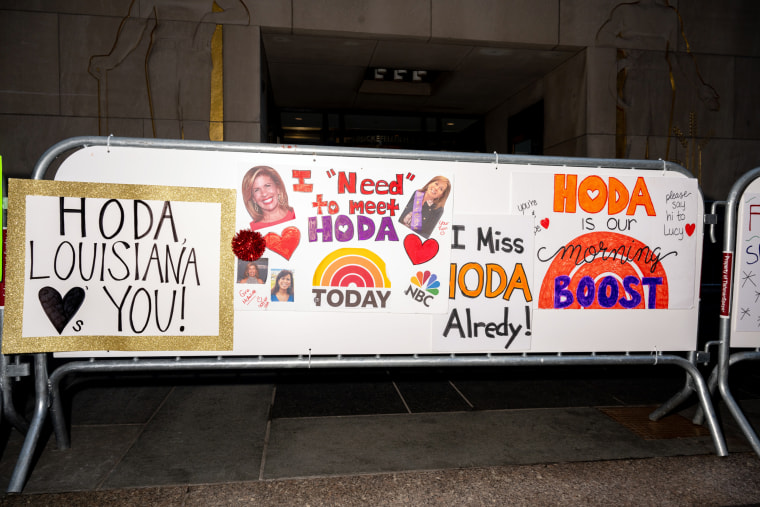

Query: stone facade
(1, 0), (758, 199)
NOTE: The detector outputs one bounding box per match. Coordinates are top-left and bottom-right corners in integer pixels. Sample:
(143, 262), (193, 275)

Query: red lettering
(337, 172), (356, 194)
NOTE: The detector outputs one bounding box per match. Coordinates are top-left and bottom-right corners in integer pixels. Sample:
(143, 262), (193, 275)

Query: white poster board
(729, 176), (760, 347)
(3, 179), (236, 353)
(2, 144), (703, 356)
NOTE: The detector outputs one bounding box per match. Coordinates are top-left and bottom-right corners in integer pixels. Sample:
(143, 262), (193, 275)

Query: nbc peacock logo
(405, 270), (440, 307)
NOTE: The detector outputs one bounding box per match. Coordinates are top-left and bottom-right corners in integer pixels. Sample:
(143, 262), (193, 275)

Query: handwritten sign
(434, 214), (534, 352)
(512, 172), (699, 311)
(2, 179), (236, 353)
(731, 192), (760, 345)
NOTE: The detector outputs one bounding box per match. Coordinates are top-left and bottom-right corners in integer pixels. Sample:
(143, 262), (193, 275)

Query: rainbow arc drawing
(313, 248), (391, 288)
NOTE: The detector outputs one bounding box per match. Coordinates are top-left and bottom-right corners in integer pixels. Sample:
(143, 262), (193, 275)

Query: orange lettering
(626, 177), (656, 216)
(553, 174), (577, 213)
(485, 264), (508, 298)
(607, 177), (629, 215)
(504, 263), (533, 302)
(578, 176), (607, 214)
(458, 263), (485, 298)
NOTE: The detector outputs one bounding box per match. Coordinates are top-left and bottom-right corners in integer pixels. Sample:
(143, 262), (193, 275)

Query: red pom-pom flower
(231, 229), (266, 261)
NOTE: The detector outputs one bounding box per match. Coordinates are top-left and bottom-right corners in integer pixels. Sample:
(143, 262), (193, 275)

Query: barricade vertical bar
(1, 362), (30, 434)
(7, 354), (49, 493)
(684, 357), (728, 456)
(717, 167), (760, 456)
(0, 307), (6, 431)
(1, 308), (30, 434)
(49, 365), (71, 450)
(0, 354), (4, 431)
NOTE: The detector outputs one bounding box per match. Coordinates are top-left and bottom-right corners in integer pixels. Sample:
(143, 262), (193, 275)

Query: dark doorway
(271, 110), (485, 153)
(508, 101), (544, 155)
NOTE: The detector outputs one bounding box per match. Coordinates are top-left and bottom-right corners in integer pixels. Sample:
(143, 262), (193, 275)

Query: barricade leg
(1, 309), (30, 435)
(691, 365), (718, 425)
(718, 350), (760, 457)
(649, 351), (698, 422)
(0, 365), (3, 430)
(668, 356), (728, 456)
(1, 356), (30, 435)
(649, 372), (694, 421)
(49, 373), (70, 450)
(718, 384), (760, 456)
(7, 354), (50, 494)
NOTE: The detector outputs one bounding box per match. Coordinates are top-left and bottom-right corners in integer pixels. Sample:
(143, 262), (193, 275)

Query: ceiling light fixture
(359, 68), (438, 96)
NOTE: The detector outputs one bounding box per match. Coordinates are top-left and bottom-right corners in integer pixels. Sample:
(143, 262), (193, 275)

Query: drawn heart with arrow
(38, 286), (85, 334)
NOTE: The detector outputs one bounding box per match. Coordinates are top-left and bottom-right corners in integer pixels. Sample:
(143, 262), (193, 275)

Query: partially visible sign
(731, 192), (760, 342)
(2, 179), (236, 353)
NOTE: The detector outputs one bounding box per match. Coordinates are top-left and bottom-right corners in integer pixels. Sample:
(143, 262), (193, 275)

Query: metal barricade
(2, 136), (729, 493)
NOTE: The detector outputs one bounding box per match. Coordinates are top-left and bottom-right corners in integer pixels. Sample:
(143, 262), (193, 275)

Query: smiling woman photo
(242, 166), (296, 231)
(399, 175), (451, 238)
(271, 269), (294, 302)
(238, 262), (264, 284)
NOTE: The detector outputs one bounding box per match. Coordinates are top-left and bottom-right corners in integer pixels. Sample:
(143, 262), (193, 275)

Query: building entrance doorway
(271, 110), (485, 153)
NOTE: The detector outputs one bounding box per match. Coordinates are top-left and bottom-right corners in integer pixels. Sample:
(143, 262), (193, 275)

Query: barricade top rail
(31, 135), (691, 181)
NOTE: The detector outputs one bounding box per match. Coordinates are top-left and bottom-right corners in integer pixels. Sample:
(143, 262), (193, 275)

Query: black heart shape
(38, 287), (85, 334)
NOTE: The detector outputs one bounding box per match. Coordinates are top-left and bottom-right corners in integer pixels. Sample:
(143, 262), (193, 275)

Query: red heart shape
(685, 223), (695, 236)
(264, 227), (301, 260)
(540, 218), (550, 229)
(404, 234), (439, 265)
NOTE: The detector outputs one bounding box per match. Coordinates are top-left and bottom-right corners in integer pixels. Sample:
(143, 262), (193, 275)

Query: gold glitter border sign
(3, 179), (236, 353)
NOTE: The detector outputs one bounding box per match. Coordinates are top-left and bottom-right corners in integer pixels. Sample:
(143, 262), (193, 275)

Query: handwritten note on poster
(233, 164), (454, 314)
(512, 171), (699, 311)
(2, 179), (235, 353)
(433, 215), (534, 352)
